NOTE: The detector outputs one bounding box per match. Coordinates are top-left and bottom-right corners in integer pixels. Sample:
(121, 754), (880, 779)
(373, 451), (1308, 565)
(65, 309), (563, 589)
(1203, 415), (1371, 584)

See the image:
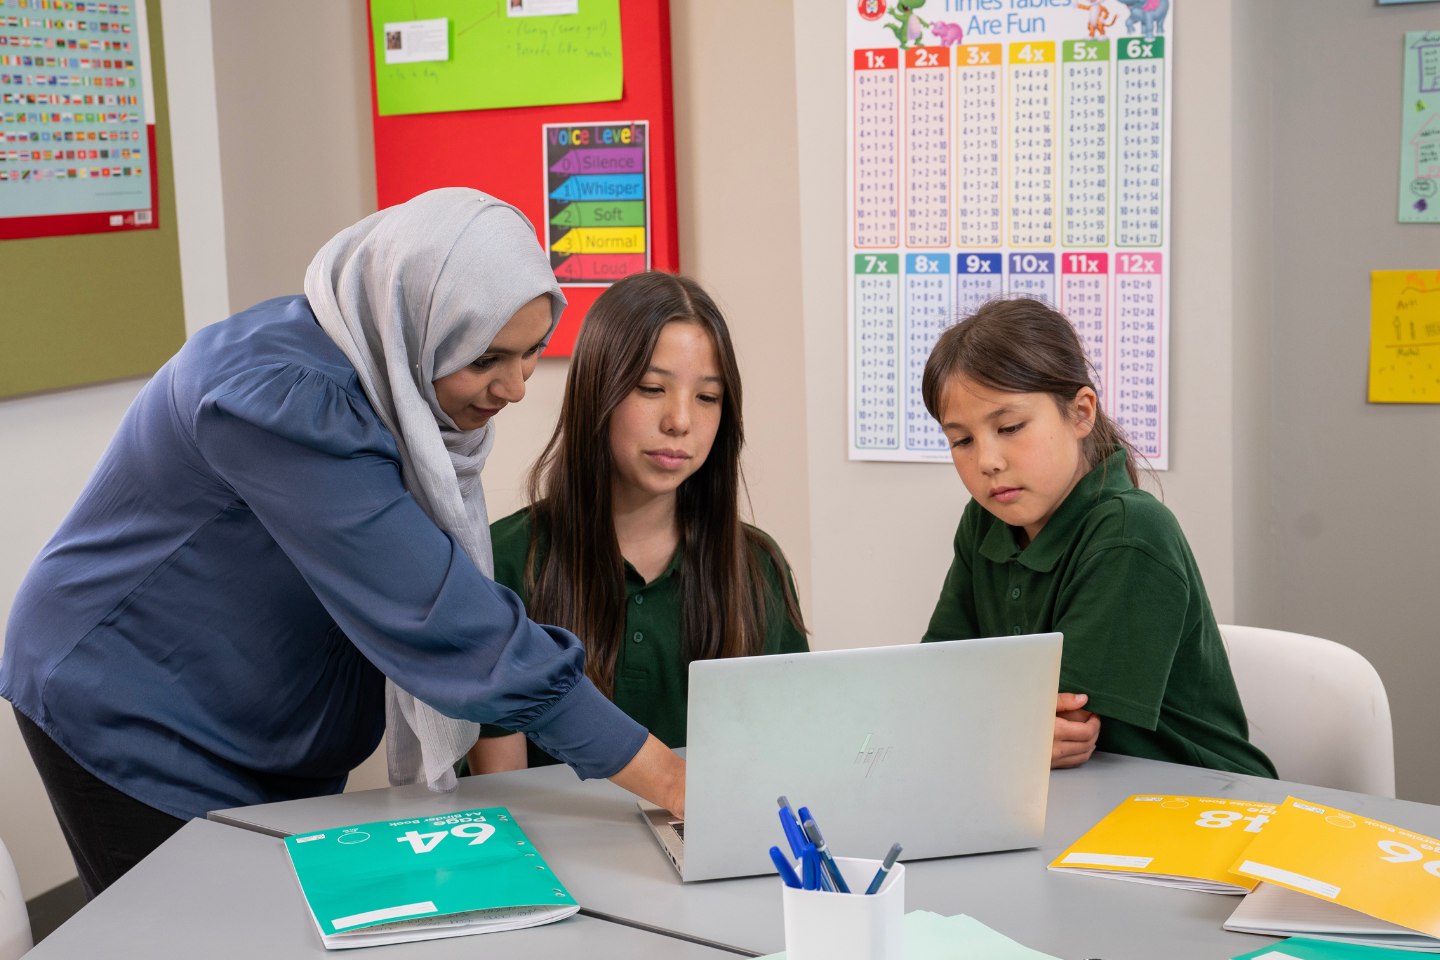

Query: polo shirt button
(1011, 626), (1023, 635)
(1009, 587), (1021, 600)
(632, 632), (644, 643)
(635, 594), (645, 605)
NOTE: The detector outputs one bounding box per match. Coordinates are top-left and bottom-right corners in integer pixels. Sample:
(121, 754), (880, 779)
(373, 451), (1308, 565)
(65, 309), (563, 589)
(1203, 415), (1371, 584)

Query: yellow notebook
(1049, 795), (1275, 894)
(1225, 796), (1440, 950)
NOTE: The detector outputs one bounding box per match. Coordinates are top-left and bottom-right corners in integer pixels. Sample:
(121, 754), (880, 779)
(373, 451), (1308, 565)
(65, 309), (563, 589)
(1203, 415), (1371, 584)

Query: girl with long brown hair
(468, 272), (807, 772)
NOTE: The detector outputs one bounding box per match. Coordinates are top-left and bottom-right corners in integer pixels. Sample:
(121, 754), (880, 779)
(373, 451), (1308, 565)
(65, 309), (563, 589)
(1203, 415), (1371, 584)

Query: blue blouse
(0, 296), (646, 820)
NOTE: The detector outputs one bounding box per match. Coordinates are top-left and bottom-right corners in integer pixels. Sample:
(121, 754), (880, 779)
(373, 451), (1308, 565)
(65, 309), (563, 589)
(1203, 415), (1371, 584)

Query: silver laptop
(640, 633), (1062, 881)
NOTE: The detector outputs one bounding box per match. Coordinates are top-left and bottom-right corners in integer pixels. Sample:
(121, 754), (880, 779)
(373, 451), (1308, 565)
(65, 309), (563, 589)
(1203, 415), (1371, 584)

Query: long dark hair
(524, 272), (805, 697)
(921, 297), (1144, 486)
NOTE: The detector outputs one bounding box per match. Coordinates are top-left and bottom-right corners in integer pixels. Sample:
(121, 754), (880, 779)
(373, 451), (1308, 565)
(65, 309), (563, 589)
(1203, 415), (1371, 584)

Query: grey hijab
(303, 187), (563, 791)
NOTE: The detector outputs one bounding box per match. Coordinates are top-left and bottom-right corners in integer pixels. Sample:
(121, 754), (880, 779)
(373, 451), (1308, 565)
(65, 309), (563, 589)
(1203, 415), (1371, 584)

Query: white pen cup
(781, 856), (905, 960)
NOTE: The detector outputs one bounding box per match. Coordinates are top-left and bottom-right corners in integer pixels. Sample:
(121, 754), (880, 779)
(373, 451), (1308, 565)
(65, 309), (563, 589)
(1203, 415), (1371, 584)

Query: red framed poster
(366, 0), (678, 355)
(0, 0), (160, 241)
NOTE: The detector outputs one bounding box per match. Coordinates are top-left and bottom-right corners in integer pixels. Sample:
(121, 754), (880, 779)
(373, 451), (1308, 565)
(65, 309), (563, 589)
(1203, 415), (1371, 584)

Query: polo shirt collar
(978, 450), (1133, 571)
(621, 543), (684, 588)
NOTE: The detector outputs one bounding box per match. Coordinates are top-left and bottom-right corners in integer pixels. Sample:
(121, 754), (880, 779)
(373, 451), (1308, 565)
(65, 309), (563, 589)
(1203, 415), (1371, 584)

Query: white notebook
(1224, 883), (1440, 953)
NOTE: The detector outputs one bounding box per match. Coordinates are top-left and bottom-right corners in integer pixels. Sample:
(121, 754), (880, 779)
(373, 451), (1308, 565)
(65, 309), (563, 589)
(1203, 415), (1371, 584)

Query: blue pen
(800, 843), (821, 890)
(777, 809), (806, 858)
(864, 842), (903, 895)
(795, 808), (836, 893)
(801, 816), (851, 893)
(769, 845), (801, 889)
(777, 796), (806, 858)
(810, 845), (834, 892)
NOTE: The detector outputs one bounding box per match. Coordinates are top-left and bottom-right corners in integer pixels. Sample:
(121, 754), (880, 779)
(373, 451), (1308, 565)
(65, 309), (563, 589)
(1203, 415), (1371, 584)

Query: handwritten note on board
(1398, 32), (1440, 223)
(1369, 270), (1440, 403)
(371, 0), (622, 116)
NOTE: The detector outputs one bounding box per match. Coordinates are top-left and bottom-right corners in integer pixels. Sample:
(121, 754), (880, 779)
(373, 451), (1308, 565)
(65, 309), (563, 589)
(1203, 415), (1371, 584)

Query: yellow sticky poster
(1230, 796), (1440, 940)
(1369, 270), (1440, 403)
(1049, 795), (1274, 894)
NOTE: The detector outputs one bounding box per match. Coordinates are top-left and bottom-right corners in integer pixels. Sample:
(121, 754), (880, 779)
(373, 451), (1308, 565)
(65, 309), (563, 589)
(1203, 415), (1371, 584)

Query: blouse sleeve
(191, 363), (646, 779)
(478, 509), (540, 741)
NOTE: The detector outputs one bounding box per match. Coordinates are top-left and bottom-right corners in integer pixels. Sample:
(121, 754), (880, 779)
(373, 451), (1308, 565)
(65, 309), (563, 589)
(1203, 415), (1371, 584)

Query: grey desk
(25, 817), (733, 959)
(211, 754), (1440, 959)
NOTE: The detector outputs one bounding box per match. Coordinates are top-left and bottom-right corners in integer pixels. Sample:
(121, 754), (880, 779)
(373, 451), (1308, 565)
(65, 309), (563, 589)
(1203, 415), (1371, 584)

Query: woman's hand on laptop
(1052, 692), (1101, 769)
(610, 733), (687, 818)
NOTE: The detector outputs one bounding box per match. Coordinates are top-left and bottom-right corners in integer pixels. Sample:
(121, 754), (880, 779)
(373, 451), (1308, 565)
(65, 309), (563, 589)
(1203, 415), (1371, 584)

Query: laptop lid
(674, 634), (1062, 881)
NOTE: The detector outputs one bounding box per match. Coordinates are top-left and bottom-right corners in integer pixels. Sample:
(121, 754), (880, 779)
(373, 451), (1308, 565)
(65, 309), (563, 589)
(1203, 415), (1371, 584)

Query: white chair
(1219, 624), (1395, 798)
(0, 835), (31, 960)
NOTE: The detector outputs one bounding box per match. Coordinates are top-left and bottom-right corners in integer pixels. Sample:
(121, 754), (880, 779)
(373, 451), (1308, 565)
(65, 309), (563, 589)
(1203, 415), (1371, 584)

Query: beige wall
(1230, 0), (1440, 803)
(3, 0), (1437, 904)
(669, 5), (813, 607)
(210, 4), (377, 311)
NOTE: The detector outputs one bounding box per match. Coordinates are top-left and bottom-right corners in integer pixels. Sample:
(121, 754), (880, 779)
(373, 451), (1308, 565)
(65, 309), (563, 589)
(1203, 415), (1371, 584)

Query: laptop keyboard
(669, 819), (685, 839)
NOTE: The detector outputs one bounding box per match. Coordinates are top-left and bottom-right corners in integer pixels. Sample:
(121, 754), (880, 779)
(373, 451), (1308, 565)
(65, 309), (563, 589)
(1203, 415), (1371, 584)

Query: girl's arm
(467, 733), (529, 774)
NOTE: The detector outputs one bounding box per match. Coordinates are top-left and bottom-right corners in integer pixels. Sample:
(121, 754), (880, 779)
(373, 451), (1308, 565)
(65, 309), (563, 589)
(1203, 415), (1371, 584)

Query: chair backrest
(0, 834), (32, 960)
(1219, 624), (1396, 798)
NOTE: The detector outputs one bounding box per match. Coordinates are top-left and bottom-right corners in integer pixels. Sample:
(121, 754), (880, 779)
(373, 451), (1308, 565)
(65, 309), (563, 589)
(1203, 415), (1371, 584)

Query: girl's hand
(1052, 692), (1101, 768)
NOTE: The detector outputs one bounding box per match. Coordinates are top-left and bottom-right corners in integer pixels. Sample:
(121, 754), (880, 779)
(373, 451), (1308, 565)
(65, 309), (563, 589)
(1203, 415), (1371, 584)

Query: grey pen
(801, 817), (851, 893)
(864, 842), (902, 895)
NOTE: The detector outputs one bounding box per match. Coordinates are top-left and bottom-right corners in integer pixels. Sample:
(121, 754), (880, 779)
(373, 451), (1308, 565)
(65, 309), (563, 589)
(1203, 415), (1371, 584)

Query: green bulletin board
(0, 0), (184, 400)
(370, 0), (623, 116)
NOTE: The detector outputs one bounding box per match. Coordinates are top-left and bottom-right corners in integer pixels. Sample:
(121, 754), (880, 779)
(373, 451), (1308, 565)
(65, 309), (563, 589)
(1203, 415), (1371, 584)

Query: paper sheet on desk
(755, 910), (1060, 959)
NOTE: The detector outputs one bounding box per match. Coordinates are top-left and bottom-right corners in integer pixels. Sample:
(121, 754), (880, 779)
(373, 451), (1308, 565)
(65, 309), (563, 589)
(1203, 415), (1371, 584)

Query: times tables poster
(847, 0), (1174, 467)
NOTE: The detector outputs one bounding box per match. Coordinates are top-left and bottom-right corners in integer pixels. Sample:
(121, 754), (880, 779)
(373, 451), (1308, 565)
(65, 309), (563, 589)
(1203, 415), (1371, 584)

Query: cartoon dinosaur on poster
(884, 0), (930, 49)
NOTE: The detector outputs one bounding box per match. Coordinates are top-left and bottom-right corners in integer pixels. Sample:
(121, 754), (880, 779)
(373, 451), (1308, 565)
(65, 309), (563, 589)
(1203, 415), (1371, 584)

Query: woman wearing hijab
(0, 188), (684, 899)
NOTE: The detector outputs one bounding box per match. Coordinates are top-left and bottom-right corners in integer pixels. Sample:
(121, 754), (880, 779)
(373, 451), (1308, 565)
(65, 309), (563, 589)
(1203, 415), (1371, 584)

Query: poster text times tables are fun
(847, 0), (1173, 468)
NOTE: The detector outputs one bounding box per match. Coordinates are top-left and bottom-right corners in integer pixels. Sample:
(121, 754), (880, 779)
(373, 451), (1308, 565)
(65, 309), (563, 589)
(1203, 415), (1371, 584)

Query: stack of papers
(284, 807), (578, 949)
(1224, 797), (1440, 952)
(1051, 794), (1440, 952)
(1227, 886), (1440, 953)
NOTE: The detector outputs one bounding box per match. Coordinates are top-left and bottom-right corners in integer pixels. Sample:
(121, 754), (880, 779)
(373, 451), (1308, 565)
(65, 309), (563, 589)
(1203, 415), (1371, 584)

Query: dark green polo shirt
(479, 507), (808, 768)
(923, 451), (1275, 778)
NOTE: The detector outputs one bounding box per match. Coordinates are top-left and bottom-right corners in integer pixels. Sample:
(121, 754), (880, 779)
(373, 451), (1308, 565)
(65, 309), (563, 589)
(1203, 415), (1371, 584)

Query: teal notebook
(1232, 937), (1438, 960)
(284, 807), (578, 949)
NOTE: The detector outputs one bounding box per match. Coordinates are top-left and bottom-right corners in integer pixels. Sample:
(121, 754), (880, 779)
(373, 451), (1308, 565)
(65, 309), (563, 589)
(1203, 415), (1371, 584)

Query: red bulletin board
(365, 0), (678, 355)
